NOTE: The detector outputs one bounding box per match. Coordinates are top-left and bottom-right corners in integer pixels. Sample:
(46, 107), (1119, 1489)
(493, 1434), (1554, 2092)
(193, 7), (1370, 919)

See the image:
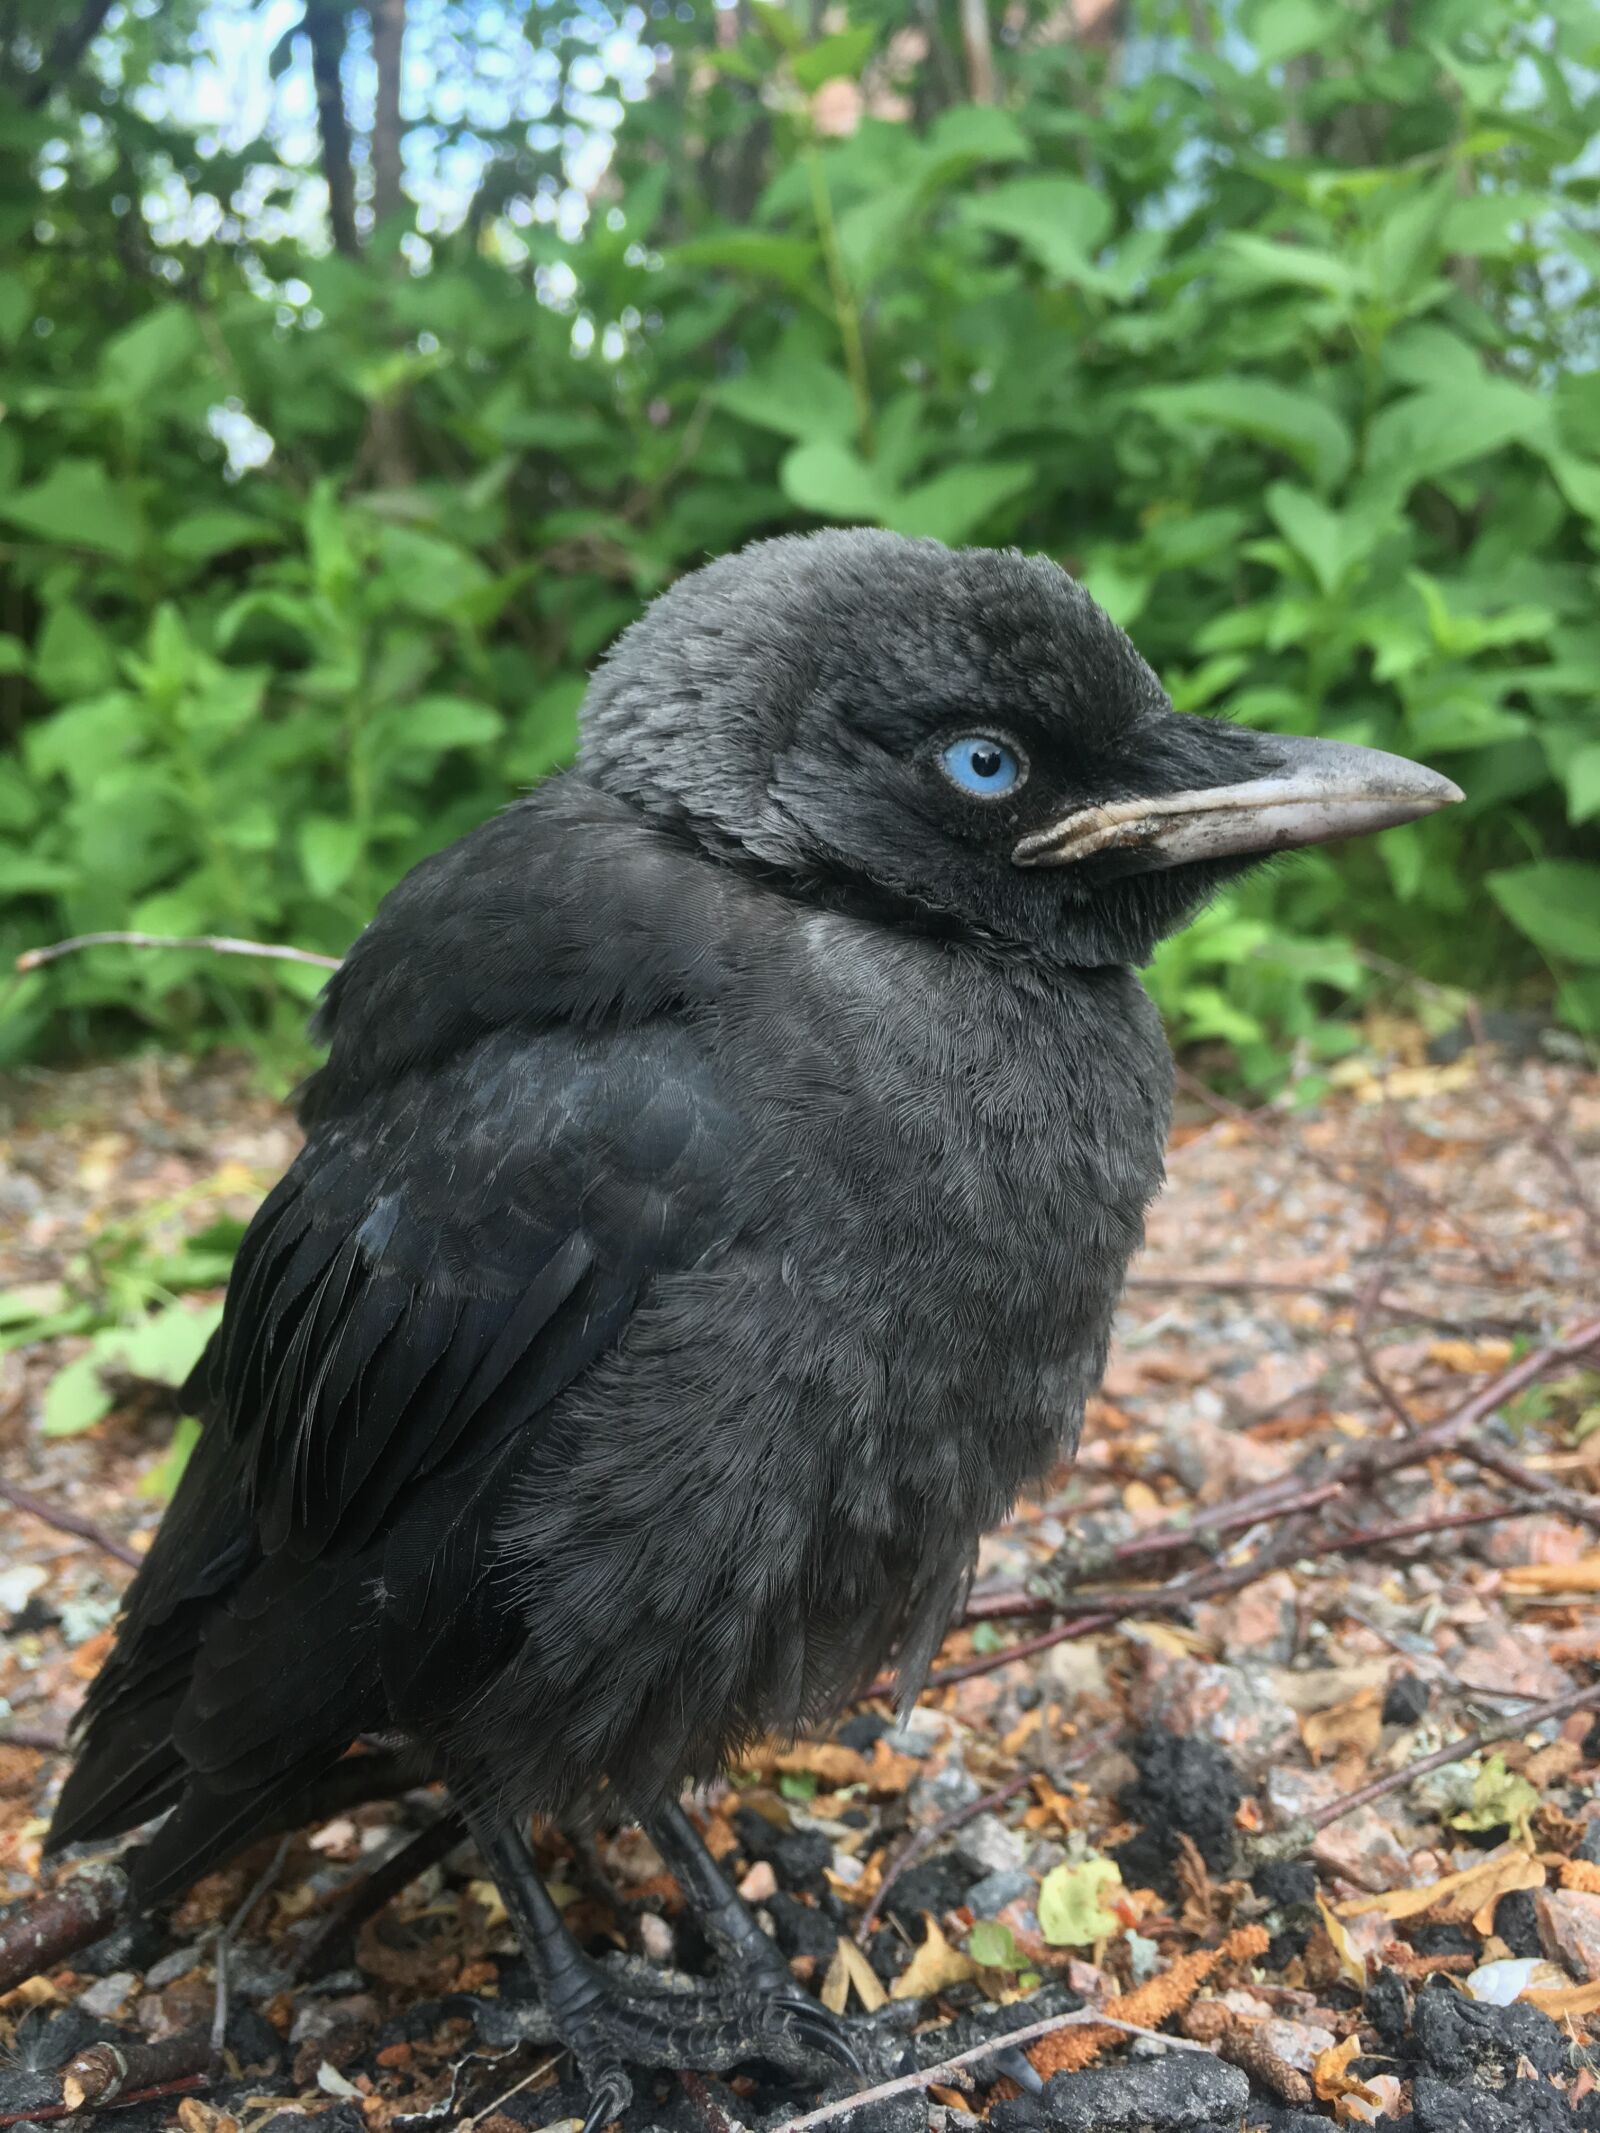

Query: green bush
(1, 0), (1597, 1082)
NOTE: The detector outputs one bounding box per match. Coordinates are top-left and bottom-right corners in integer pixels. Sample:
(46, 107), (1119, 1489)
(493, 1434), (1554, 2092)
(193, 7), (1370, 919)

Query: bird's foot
(554, 1966), (860, 2132)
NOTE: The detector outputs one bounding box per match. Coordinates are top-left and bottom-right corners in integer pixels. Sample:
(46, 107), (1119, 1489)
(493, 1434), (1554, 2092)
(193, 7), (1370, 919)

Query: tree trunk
(369, 0), (406, 229)
(20, 0), (117, 106)
(958, 0), (995, 104)
(305, 1), (360, 257)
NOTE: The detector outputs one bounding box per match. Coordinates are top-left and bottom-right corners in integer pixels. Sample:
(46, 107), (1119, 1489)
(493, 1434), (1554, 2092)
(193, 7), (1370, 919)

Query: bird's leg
(644, 1801), (861, 2071)
(464, 1807), (855, 2133)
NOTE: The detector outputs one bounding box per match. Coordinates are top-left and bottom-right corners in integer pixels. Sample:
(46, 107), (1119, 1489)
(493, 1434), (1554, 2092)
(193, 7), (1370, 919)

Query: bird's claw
(578, 2063), (633, 2133)
(756, 1986), (863, 2076)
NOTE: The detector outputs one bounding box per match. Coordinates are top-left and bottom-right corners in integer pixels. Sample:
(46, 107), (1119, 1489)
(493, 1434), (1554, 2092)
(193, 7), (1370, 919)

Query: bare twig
(60, 2028), (211, 2112)
(0, 1726), (67, 1753)
(294, 1807), (465, 1979)
(1305, 1678), (1600, 1834)
(0, 1862), (128, 1997)
(1123, 1274), (1537, 1337)
(768, 2007), (1218, 2133)
(968, 1496), (1546, 1630)
(17, 931), (341, 975)
(0, 1478), (144, 1570)
(0, 2073), (207, 2128)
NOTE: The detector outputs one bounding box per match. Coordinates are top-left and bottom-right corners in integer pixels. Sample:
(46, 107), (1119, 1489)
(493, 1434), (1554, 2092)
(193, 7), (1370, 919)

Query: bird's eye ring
(938, 735), (1025, 799)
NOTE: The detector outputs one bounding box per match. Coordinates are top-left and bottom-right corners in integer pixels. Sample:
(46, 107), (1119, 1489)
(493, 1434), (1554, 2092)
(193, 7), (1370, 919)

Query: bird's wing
(54, 787), (749, 1865)
(213, 1018), (738, 1567)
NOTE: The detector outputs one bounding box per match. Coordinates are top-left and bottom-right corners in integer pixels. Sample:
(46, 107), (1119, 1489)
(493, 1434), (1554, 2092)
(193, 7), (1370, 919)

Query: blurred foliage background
(1, 0), (1598, 1089)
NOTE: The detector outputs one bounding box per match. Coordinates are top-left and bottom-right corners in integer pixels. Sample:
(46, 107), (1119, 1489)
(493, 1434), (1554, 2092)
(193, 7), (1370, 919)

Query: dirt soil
(1, 1035), (1598, 2133)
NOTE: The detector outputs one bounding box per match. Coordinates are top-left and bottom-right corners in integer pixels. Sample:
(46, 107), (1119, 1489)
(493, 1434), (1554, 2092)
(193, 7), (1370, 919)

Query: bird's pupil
(970, 745), (1003, 779)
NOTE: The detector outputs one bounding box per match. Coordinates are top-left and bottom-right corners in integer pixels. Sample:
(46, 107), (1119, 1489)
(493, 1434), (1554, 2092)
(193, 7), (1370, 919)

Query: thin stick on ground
(1123, 1274), (1538, 1336)
(0, 1478), (144, 1571)
(0, 1861), (128, 1997)
(294, 1807), (466, 1979)
(767, 2007), (1219, 2133)
(1303, 1677), (1600, 1835)
(16, 931), (342, 974)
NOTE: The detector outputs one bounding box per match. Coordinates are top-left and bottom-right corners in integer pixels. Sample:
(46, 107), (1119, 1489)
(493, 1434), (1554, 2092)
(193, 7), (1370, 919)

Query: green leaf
(1264, 483), (1366, 593)
(669, 233), (821, 293)
(1487, 862), (1600, 965)
(164, 510), (283, 564)
(1216, 233), (1361, 299)
(140, 1414), (202, 1501)
(1037, 1857), (1124, 1947)
(1363, 378), (1553, 501)
(968, 1921), (1018, 1970)
(104, 1301), (224, 1387)
(1248, 0), (1333, 65)
(962, 176), (1114, 283)
(1447, 1754), (1539, 1844)
(0, 460), (144, 561)
(398, 695), (507, 753)
(299, 815), (364, 897)
(0, 270), (33, 345)
(885, 462), (1033, 545)
(924, 105), (1033, 168)
(40, 1354), (115, 1438)
(1136, 378), (1354, 490)
(719, 355), (859, 445)
(99, 304), (201, 401)
(791, 27), (875, 92)
(779, 441), (892, 522)
(1563, 744), (1600, 826)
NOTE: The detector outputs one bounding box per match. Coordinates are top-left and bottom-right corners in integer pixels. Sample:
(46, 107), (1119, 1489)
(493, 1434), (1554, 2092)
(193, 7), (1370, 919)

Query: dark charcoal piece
(733, 1807), (784, 1863)
(989, 2099), (1048, 2133)
(767, 1890), (841, 1962)
(772, 1830), (834, 1892)
(1412, 1982), (1568, 2084)
(881, 1857), (974, 1929)
(1251, 1860), (1316, 1911)
(813, 2093), (929, 2133)
(836, 1715), (890, 1753)
(909, 1983), (1080, 2070)
(1113, 1729), (1241, 1897)
(1491, 1887), (1541, 1959)
(1038, 2054), (1250, 2132)
(1411, 2073), (1531, 2132)
(1383, 1673), (1431, 1727)
(1364, 1967), (1411, 2058)
(1243, 2112), (1338, 2133)
(1410, 1924), (1477, 1960)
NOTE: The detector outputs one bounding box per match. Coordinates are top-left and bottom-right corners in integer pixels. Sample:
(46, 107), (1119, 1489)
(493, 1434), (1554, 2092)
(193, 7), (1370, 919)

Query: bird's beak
(1012, 734), (1463, 872)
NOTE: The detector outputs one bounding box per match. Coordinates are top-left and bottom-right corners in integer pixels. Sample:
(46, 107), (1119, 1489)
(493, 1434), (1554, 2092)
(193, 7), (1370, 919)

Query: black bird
(47, 530), (1458, 2121)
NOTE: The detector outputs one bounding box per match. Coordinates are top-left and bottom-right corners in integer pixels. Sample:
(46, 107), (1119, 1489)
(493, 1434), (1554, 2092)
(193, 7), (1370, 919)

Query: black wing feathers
(51, 792), (743, 1894)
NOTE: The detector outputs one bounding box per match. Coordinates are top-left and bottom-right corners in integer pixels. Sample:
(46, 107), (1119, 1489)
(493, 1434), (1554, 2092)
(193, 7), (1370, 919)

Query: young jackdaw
(47, 530), (1458, 2123)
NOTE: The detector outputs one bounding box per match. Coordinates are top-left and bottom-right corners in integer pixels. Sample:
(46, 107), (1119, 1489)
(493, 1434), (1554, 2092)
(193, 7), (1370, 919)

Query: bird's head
(578, 529), (1460, 968)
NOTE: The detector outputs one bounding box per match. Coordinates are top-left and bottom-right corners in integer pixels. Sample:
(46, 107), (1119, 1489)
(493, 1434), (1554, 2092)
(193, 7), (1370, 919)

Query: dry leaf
(821, 1934), (888, 2013)
(1503, 1555), (1600, 1593)
(1311, 2034), (1382, 2109)
(1315, 1896), (1367, 1992)
(891, 1913), (979, 2001)
(1339, 1848), (1544, 1928)
(739, 1737), (916, 1793)
(1302, 1688), (1383, 1765)
(1526, 1979), (1600, 2019)
(1429, 1337), (1515, 1374)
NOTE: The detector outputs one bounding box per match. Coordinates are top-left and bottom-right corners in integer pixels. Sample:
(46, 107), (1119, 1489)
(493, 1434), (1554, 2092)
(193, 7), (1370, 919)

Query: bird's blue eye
(939, 736), (1023, 798)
